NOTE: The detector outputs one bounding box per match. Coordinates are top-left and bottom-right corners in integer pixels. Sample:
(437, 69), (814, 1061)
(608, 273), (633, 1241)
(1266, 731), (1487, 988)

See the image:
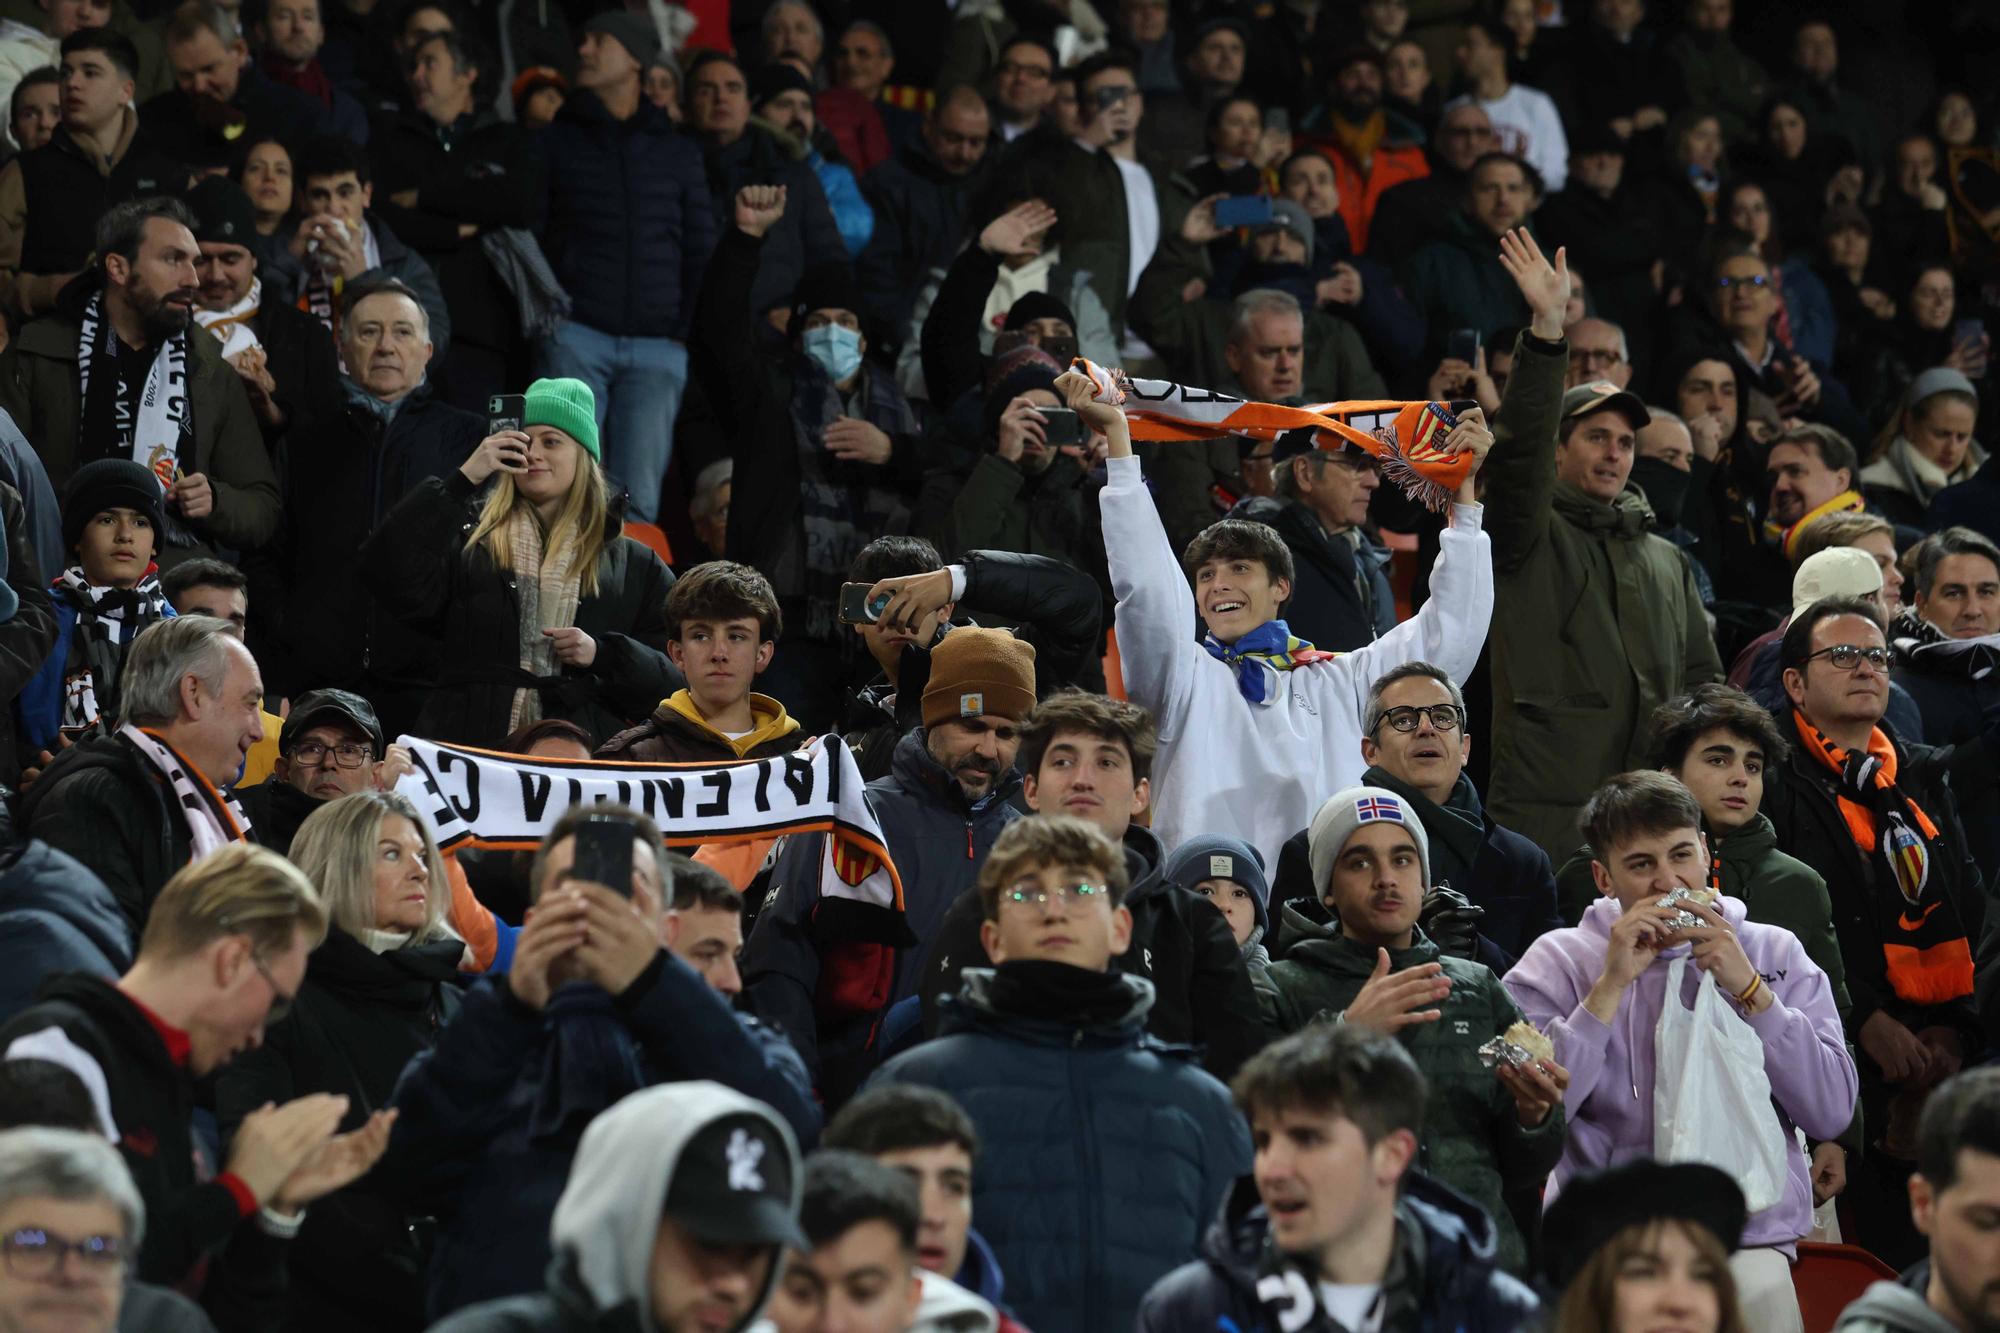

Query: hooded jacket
(1502, 894), (1858, 1254)
(1135, 1171), (1540, 1333)
(0, 814), (127, 1024)
(428, 1082), (798, 1333)
(1833, 1265), (1961, 1333)
(597, 691), (802, 765)
(1253, 924), (1563, 1273)
(1480, 331), (1724, 863)
(869, 969), (1252, 1333)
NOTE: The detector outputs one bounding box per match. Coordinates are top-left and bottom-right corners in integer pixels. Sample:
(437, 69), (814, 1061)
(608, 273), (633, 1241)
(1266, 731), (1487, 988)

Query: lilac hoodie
(1502, 894), (1858, 1255)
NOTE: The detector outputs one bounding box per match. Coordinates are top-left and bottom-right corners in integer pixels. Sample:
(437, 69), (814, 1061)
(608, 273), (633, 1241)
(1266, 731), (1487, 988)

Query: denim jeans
(535, 321), (688, 522)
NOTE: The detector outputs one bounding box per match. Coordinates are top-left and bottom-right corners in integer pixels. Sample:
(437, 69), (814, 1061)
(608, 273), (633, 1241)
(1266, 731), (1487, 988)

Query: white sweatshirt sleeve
(1337, 502), (1495, 715)
(1524, 88), (1569, 192)
(1100, 452), (1201, 741)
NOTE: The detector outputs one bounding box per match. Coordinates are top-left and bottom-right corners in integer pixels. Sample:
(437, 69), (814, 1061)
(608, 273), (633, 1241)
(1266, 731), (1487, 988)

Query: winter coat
(1502, 894), (1859, 1253)
(1553, 812), (1851, 1019)
(1661, 29), (1770, 142)
(1264, 499), (1394, 652)
(1833, 1265), (1960, 1333)
(1481, 330), (1723, 863)
(0, 304), (280, 557)
(918, 824), (1265, 1085)
(1366, 169), (1463, 284)
(242, 297), (342, 446)
(906, 241), (1115, 409)
(1303, 122), (1430, 256)
(381, 955), (819, 1317)
(11, 119), (184, 277)
(0, 819), (126, 1023)
(1136, 1172), (1540, 1333)
(916, 451), (1104, 587)
(1536, 181), (1668, 372)
(138, 65), (330, 168)
(1891, 623), (2000, 871)
(1100, 448), (1492, 870)
(262, 212), (454, 358)
(701, 124), (845, 322)
(0, 406), (60, 579)
(1404, 214), (1535, 360)
(215, 930), (463, 1333)
(232, 777), (320, 858)
(358, 469), (678, 748)
(869, 969), (1252, 1333)
(536, 91), (712, 340)
(266, 382), (485, 704)
(856, 140), (988, 340)
(1862, 436), (1987, 536)
(0, 480), (54, 782)
(1254, 925), (1563, 1272)
(18, 730), (189, 936)
(597, 690), (801, 764)
(811, 148), (874, 257)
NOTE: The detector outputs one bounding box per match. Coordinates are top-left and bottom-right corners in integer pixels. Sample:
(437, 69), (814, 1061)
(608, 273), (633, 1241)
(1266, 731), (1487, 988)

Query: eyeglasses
(250, 953), (296, 1025)
(1714, 274), (1771, 290)
(1000, 881), (1108, 912)
(1805, 643), (1892, 673)
(1575, 347), (1625, 366)
(289, 740), (372, 769)
(2, 1229), (125, 1281)
(997, 60), (1051, 80)
(1374, 704), (1464, 733)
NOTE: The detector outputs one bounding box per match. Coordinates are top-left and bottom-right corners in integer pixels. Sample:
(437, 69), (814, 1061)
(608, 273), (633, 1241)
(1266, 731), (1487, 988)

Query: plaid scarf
(1203, 619), (1341, 704)
(1792, 710), (1972, 1005)
(1764, 488), (1865, 559)
(119, 722), (252, 859)
(53, 566), (171, 739)
(1073, 358), (1474, 510)
(505, 506), (583, 732)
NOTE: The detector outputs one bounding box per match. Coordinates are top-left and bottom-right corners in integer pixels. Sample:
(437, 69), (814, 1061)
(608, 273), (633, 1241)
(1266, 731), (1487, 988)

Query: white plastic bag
(1653, 957), (1792, 1213)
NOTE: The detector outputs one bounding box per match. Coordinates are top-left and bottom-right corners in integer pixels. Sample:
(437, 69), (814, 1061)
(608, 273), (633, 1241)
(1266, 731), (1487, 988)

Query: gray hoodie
(1833, 1277), (1962, 1333)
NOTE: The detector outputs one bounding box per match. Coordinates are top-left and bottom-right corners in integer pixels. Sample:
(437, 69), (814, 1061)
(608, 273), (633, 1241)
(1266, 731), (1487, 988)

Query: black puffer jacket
(700, 124), (846, 321)
(18, 730), (185, 936)
(358, 469), (678, 748)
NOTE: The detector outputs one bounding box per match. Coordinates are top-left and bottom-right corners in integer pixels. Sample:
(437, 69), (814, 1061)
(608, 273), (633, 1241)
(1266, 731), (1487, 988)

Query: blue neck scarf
(1202, 619), (1341, 704)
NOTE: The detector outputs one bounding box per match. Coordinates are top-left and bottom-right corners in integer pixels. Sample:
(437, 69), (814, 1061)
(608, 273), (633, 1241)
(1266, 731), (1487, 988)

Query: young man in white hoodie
(1058, 358), (1495, 871)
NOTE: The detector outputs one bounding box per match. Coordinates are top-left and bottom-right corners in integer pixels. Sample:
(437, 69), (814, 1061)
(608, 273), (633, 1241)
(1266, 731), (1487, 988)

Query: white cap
(1792, 545), (1883, 617)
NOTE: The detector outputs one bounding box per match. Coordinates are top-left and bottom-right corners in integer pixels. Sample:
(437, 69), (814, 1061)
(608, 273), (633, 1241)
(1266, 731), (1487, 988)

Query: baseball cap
(1791, 545), (1883, 617)
(280, 689), (385, 756)
(1560, 379), (1650, 430)
(663, 1114), (808, 1249)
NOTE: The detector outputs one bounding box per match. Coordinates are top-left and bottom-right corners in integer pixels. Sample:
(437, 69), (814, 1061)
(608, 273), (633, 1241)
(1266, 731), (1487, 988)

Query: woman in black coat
(359, 377), (678, 747)
(216, 790), (465, 1333)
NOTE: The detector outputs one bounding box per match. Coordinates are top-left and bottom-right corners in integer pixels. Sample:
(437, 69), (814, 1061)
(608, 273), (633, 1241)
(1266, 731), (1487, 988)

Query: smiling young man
(1254, 785), (1566, 1274)
(869, 815), (1251, 1333)
(1136, 1024), (1540, 1332)
(1504, 770), (1857, 1330)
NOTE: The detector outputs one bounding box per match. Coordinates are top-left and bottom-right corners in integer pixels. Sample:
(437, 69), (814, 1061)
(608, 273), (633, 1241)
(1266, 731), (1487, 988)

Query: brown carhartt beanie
(921, 628), (1037, 728)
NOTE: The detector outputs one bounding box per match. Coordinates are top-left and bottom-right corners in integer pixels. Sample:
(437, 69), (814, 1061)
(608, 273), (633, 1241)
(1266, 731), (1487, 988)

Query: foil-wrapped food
(1477, 1021), (1555, 1070)
(1655, 885), (1716, 932)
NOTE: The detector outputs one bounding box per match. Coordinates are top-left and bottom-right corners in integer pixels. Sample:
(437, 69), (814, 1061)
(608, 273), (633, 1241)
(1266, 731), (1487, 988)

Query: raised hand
(1181, 194), (1228, 246)
(507, 892), (589, 1011)
(994, 394), (1048, 464)
(1341, 948), (1451, 1035)
(867, 568), (954, 636)
(1497, 227), (1568, 341)
(460, 430), (529, 486)
(1054, 369), (1132, 459)
(573, 882), (664, 996)
(735, 185), (788, 239)
(980, 200), (1057, 260)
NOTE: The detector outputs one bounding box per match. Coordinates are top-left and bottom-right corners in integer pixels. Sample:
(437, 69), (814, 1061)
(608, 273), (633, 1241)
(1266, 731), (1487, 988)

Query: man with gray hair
(1564, 316), (1630, 389)
(19, 616), (267, 935)
(0, 1127), (146, 1333)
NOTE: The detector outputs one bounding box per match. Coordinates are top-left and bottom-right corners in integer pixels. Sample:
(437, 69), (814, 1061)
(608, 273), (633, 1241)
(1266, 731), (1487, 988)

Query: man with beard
(1303, 46), (1428, 257)
(0, 196), (278, 567)
(248, 0), (368, 143)
(140, 1), (330, 170)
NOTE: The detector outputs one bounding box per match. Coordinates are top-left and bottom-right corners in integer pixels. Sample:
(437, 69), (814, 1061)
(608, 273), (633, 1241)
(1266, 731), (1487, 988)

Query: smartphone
(1263, 107), (1290, 137)
(488, 394), (526, 435)
(1953, 318), (1985, 349)
(1039, 407), (1084, 446)
(569, 815), (634, 898)
(1214, 195), (1274, 229)
(1445, 328), (1481, 365)
(838, 582), (892, 625)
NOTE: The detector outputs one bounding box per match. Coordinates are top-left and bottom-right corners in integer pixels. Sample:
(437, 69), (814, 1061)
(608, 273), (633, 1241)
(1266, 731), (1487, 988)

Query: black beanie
(749, 62), (812, 109)
(62, 459), (166, 556)
(982, 344), (1063, 438)
(791, 263), (862, 324)
(1002, 290), (1077, 335)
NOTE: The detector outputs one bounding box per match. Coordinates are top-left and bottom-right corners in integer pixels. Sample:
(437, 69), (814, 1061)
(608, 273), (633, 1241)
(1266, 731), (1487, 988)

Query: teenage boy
(1504, 771), (1858, 1333)
(822, 1084), (1026, 1328)
(1060, 354), (1494, 870)
(1137, 1024), (1541, 1331)
(1254, 785), (1566, 1274)
(1162, 834), (1271, 967)
(599, 560), (803, 762)
(870, 815), (1251, 1333)
(918, 689), (1263, 1083)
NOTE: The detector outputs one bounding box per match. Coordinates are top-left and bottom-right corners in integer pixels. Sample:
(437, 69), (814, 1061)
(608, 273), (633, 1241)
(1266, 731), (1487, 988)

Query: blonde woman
(215, 790), (462, 1333)
(361, 377), (676, 746)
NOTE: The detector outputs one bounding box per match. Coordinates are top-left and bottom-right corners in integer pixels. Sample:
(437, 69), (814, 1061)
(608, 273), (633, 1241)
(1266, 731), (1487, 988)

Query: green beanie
(522, 378), (601, 459)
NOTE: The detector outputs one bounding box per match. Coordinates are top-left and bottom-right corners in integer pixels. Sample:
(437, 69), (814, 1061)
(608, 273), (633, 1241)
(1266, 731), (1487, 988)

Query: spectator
(871, 814), (1251, 1333)
(826, 20), (916, 168)
(371, 29), (544, 415)
(19, 460), (170, 755)
(0, 477), (55, 788)
(1834, 1068), (2000, 1333)
(1136, 15), (1245, 174)
(1662, 0), (1770, 142)
(427, 1081), (805, 1333)
(820, 1084), (1025, 1326)
(1853, 266), (1989, 439)
(918, 688), (1263, 1083)
(1303, 46), (1426, 257)
(688, 459), (730, 559)
(140, 2), (328, 172)
(596, 560), (803, 763)
(1403, 153), (1541, 359)
(687, 51), (844, 330)
(691, 186), (921, 731)
(751, 63), (873, 260)
(1571, 0), (1674, 148)
(1862, 369), (1983, 532)
(1723, 178), (1837, 373)
(0, 0), (105, 148)
(1480, 231), (1723, 863)
(1446, 18), (1566, 193)
(0, 800), (128, 1027)
(232, 688), (407, 855)
(985, 34), (1053, 146)
(1763, 424), (1866, 568)
(759, 1150), (1000, 1333)
(1271, 151), (1426, 383)
(742, 626), (1034, 1101)
(1367, 101), (1492, 278)
(1135, 1024), (1540, 1331)
(855, 83), (990, 344)
(0, 843), (392, 1296)
(1504, 771), (1856, 1329)
(1382, 38), (1435, 136)
(232, 134), (296, 256)
(1818, 206), (1896, 378)
(0, 1126), (163, 1333)
(158, 556), (243, 628)
(265, 280), (483, 729)
(1255, 784), (1566, 1273)
(1869, 138), (1953, 287)
(1742, 97), (1863, 259)
(249, 0), (367, 144)
(759, 0), (820, 69)
(6, 65), (59, 155)
(20, 616), (261, 933)
(1537, 124), (1667, 376)
(215, 790), (459, 1332)
(1539, 1161), (1751, 1333)
(1078, 343), (1492, 868)
(1160, 834), (1269, 966)
(1255, 431), (1394, 652)
(1565, 317), (1631, 390)
(185, 174), (342, 445)
(360, 376), (677, 747)
(382, 803), (820, 1317)
(266, 135), (452, 361)
(511, 66), (564, 129)
(1780, 19), (1882, 194)
(640, 54), (677, 122)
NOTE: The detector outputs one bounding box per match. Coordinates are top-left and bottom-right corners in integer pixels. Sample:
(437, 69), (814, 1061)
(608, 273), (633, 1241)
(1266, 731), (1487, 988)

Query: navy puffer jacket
(537, 92), (716, 339)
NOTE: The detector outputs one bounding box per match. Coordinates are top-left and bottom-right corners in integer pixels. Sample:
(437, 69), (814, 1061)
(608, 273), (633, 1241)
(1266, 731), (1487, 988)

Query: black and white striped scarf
(54, 567), (171, 739)
(119, 722), (252, 858)
(76, 289), (195, 546)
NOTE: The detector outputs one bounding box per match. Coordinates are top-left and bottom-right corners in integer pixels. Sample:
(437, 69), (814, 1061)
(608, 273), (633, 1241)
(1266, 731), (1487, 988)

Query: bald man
(855, 83), (992, 340)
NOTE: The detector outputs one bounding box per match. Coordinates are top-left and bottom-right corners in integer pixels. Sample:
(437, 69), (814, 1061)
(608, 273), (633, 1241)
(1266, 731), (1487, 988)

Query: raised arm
(1480, 229), (1570, 571)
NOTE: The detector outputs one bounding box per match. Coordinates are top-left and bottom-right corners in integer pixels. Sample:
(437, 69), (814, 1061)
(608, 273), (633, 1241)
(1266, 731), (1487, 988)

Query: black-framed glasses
(1374, 704), (1464, 734)
(288, 740), (372, 769)
(1714, 274), (1771, 290)
(250, 953), (296, 1026)
(2, 1229), (125, 1281)
(1001, 882), (1108, 912)
(1805, 643), (1892, 673)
